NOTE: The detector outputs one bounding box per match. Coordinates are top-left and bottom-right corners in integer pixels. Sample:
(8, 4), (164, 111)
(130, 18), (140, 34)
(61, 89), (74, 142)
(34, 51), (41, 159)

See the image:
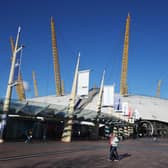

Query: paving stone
(0, 138), (168, 168)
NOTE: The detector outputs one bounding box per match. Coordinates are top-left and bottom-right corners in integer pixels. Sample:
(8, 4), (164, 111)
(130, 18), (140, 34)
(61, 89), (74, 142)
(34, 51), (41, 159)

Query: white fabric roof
(29, 93), (168, 123)
(122, 95), (168, 123)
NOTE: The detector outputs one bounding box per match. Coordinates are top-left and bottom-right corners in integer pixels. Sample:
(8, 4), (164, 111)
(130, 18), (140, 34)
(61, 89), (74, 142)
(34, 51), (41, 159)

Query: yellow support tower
(51, 16), (62, 96)
(17, 72), (26, 101)
(61, 80), (64, 96)
(120, 13), (131, 96)
(32, 71), (38, 97)
(10, 37), (15, 57)
(156, 80), (162, 98)
(10, 37), (26, 101)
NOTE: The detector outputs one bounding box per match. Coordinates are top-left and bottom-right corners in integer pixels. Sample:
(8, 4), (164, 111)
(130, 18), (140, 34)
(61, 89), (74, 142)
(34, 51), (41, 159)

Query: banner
(133, 109), (140, 120)
(102, 85), (114, 106)
(114, 95), (122, 111)
(122, 102), (129, 115)
(13, 52), (21, 82)
(77, 70), (90, 96)
(128, 106), (133, 118)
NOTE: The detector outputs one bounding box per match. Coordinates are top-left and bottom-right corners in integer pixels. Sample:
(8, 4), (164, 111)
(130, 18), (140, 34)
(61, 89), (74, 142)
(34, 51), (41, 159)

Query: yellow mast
(156, 80), (162, 98)
(10, 37), (26, 101)
(120, 13), (130, 96)
(16, 72), (26, 101)
(61, 80), (64, 95)
(32, 71), (38, 97)
(51, 16), (62, 96)
(10, 36), (15, 56)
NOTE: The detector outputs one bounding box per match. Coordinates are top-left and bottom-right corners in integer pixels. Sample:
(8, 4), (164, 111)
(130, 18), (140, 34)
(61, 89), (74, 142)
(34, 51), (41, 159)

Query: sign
(114, 95), (122, 111)
(102, 85), (114, 106)
(13, 52), (21, 82)
(133, 109), (140, 120)
(77, 70), (90, 96)
(122, 102), (129, 115)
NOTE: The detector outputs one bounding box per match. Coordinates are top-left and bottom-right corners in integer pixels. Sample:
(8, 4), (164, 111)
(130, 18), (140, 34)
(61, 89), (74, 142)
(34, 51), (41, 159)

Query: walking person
(0, 114), (7, 143)
(108, 133), (119, 161)
(0, 121), (3, 143)
(42, 123), (47, 142)
(25, 129), (33, 143)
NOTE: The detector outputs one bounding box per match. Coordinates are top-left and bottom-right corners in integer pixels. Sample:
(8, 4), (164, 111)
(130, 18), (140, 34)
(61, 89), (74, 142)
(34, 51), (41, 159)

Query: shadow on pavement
(119, 153), (131, 160)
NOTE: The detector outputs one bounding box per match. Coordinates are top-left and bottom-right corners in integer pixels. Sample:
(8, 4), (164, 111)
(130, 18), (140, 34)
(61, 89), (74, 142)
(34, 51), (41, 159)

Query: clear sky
(1, 0), (168, 99)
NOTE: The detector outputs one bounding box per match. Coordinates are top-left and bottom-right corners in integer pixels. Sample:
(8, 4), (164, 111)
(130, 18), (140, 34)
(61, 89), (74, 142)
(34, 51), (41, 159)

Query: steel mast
(120, 13), (130, 96)
(156, 80), (162, 98)
(61, 80), (65, 96)
(51, 16), (62, 96)
(3, 27), (23, 112)
(61, 53), (80, 143)
(10, 37), (25, 101)
(32, 71), (38, 97)
(95, 70), (105, 139)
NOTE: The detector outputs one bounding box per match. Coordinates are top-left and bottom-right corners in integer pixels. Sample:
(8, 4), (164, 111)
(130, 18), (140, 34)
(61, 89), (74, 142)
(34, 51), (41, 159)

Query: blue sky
(0, 0), (168, 99)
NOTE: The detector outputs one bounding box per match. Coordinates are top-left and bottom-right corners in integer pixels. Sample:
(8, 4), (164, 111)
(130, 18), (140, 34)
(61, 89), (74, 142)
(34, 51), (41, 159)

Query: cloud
(23, 81), (30, 91)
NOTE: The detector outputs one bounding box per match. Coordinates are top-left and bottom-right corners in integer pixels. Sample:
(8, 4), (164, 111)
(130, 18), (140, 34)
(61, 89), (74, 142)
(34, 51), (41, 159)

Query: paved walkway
(0, 138), (168, 168)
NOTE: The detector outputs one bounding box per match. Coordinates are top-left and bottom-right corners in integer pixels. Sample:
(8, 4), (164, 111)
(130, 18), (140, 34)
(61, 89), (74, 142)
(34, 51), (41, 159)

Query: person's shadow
(119, 153), (131, 160)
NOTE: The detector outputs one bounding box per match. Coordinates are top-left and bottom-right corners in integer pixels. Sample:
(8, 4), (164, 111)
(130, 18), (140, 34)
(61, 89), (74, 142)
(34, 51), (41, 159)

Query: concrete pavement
(0, 138), (168, 168)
